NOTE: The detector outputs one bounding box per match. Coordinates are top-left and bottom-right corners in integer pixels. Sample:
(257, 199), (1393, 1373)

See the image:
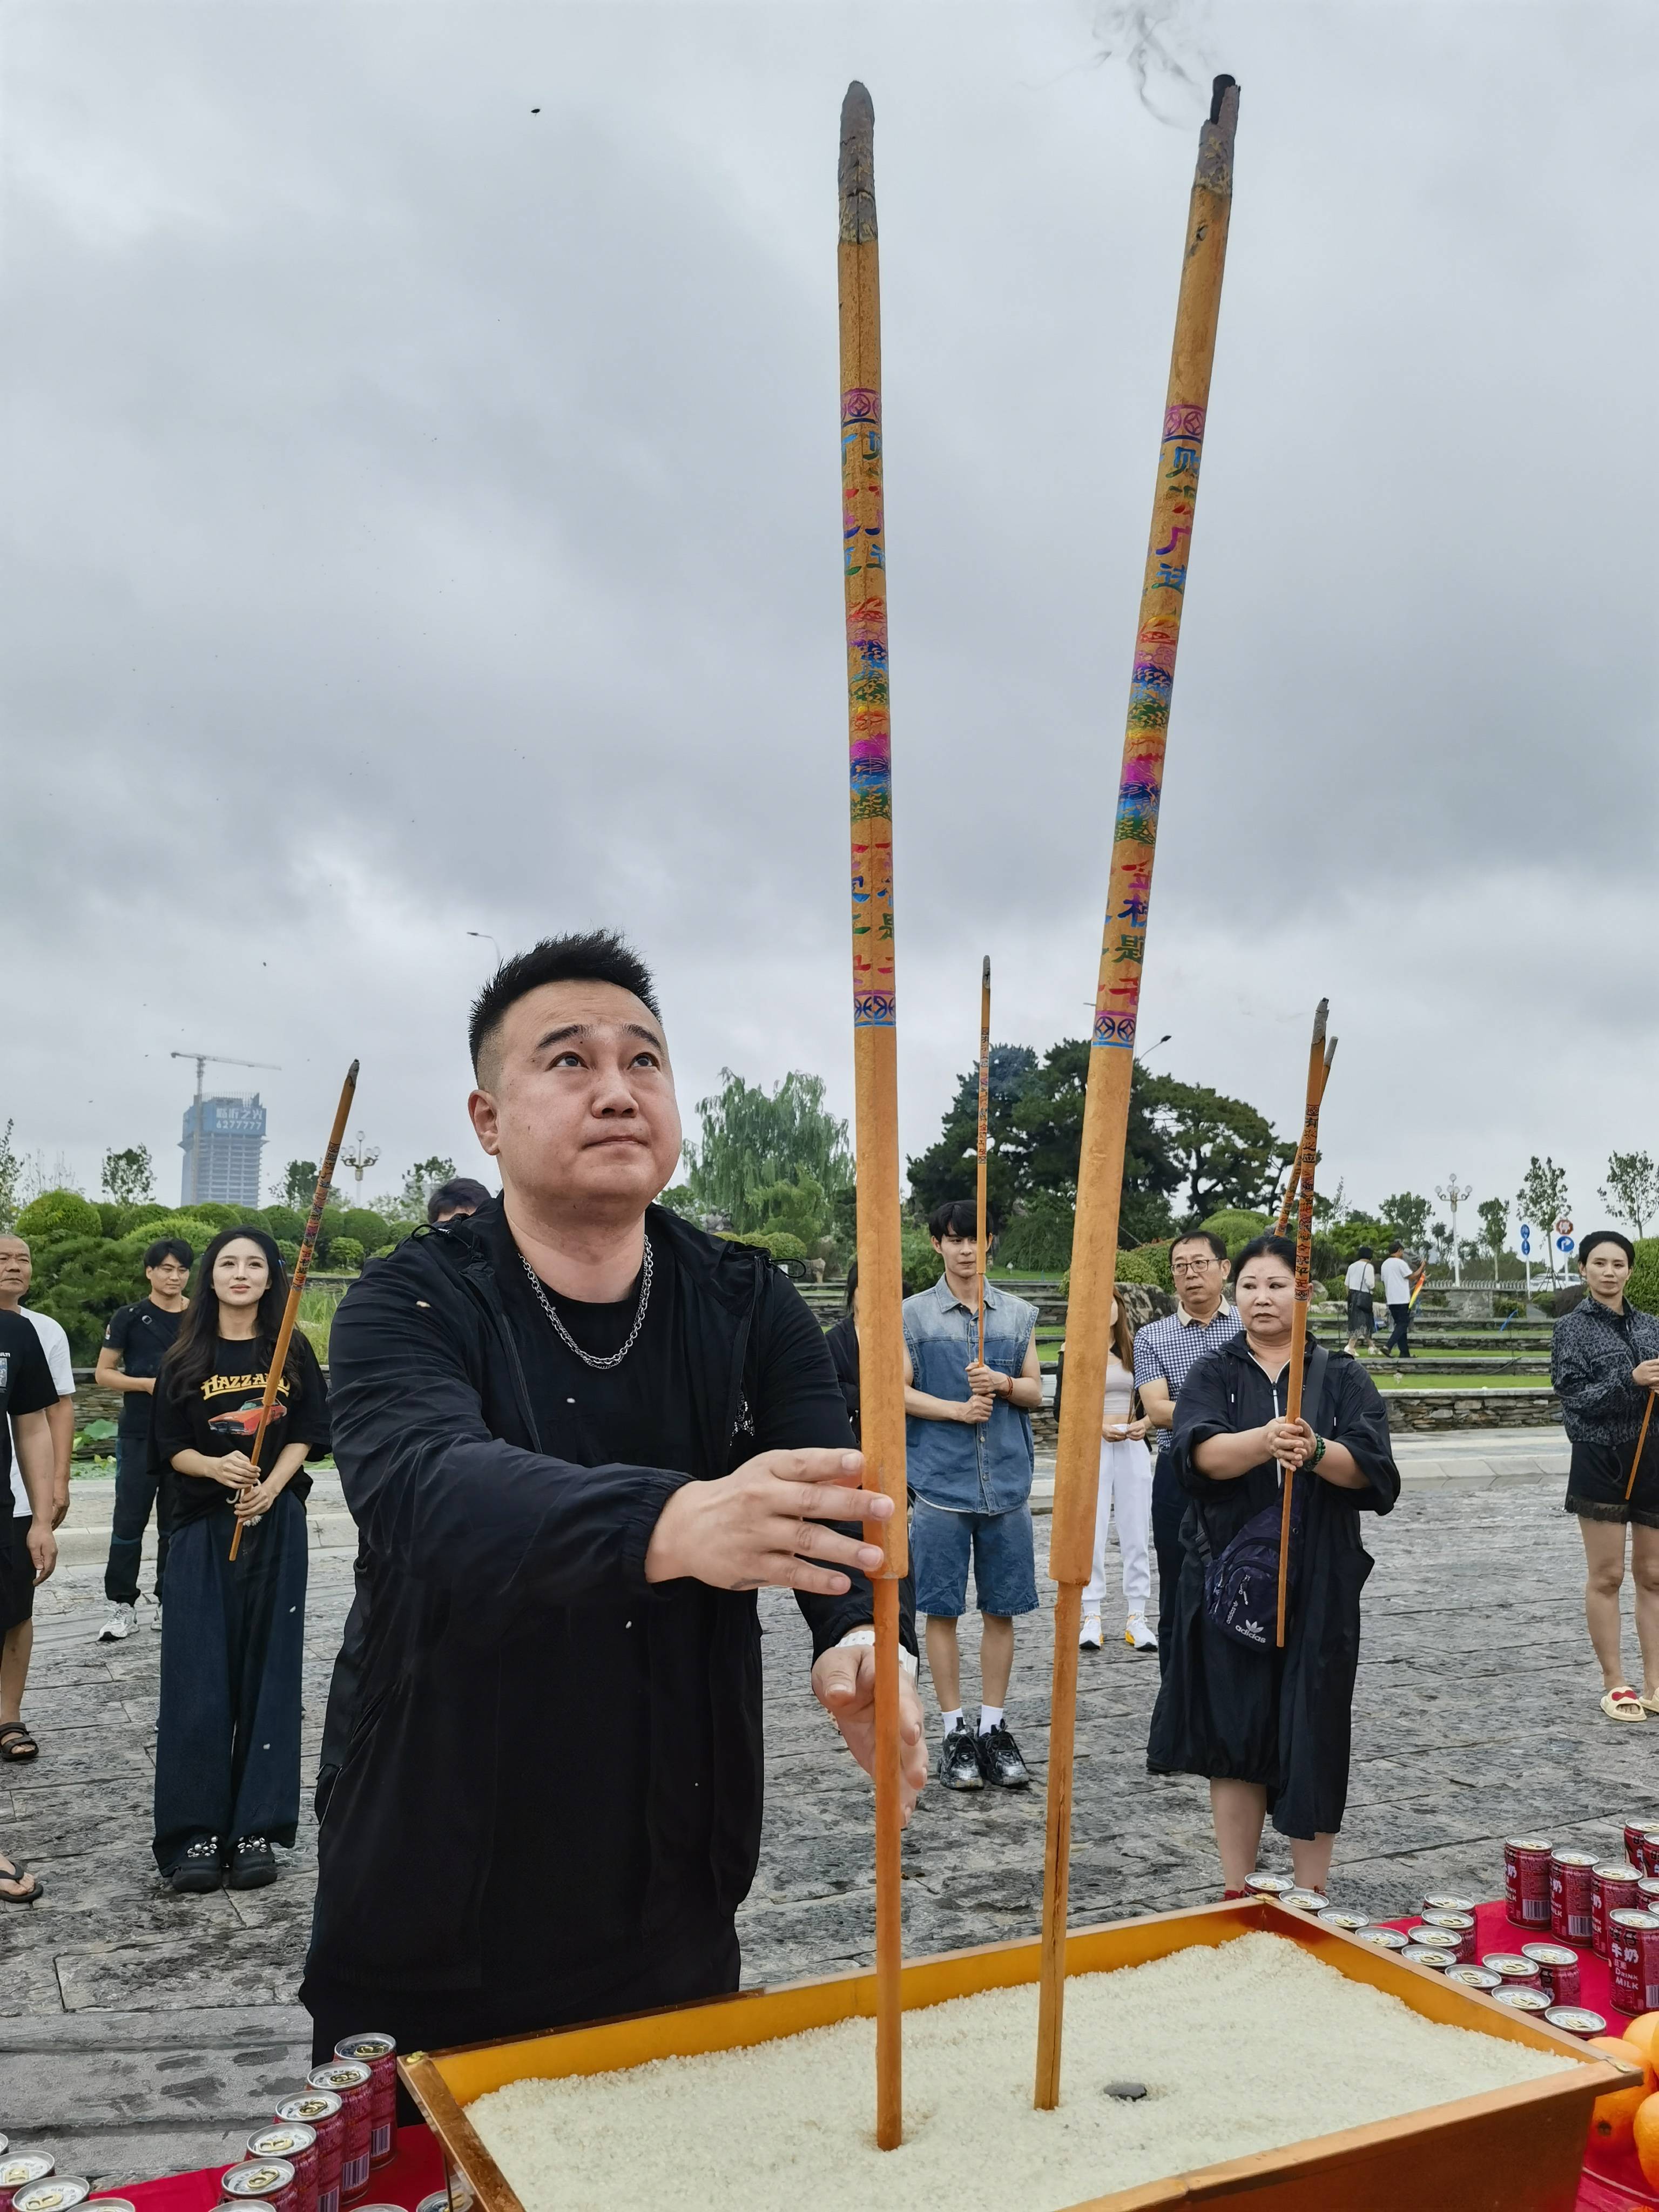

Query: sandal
(1, 1866), (42, 1904)
(1602, 1687), (1648, 1723)
(0, 1722), (38, 1762)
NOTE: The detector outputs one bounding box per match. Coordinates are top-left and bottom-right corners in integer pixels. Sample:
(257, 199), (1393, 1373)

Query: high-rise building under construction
(179, 1092), (267, 1207)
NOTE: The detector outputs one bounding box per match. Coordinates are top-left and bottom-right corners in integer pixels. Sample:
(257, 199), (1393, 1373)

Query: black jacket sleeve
(1326, 1359), (1400, 1514)
(327, 1253), (692, 1623)
(1167, 1352), (1240, 1499)
(749, 1272), (917, 1662)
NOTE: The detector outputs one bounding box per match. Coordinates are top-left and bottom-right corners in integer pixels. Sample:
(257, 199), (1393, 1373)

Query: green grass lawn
(1366, 1370), (1554, 1392)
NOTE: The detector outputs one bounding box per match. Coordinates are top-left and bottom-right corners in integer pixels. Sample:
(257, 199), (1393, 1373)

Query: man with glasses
(1132, 1231), (1241, 1669)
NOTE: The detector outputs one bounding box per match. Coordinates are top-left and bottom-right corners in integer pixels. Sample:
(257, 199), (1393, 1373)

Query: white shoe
(1079, 1614), (1104, 1650)
(1124, 1611), (1158, 1652)
(97, 1601), (137, 1643)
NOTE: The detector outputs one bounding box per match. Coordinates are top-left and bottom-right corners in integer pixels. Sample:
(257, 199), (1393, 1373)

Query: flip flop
(0, 1865), (42, 1904)
(1602, 1687), (1647, 1723)
(1640, 1693), (1659, 1716)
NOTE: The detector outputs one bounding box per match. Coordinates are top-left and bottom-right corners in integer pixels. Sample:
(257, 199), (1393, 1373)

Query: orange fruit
(1634, 2094), (1659, 2187)
(1627, 2013), (1659, 2068)
(1587, 2038), (1654, 2153)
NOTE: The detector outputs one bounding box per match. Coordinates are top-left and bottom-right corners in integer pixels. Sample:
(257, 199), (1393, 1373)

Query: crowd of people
(1, 930), (1656, 2076)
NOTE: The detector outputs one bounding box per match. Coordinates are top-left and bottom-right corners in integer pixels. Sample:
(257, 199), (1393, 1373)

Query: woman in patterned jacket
(1553, 1230), (1659, 1722)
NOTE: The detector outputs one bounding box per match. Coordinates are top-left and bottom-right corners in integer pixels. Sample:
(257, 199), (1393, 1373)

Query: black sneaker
(940, 1720), (984, 1791)
(227, 1836), (277, 1890)
(979, 1721), (1031, 1788)
(169, 1835), (222, 1893)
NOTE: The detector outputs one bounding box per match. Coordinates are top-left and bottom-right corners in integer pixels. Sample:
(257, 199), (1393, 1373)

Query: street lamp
(1435, 1172), (1473, 1285)
(467, 930), (501, 965)
(340, 1132), (381, 1193)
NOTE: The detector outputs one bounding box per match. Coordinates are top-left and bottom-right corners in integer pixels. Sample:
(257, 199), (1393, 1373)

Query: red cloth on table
(1379, 1898), (1657, 2210)
(117, 2126), (446, 2212)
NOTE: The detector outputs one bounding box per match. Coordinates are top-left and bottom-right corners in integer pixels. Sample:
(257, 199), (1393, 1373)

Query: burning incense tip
(1311, 998), (1329, 1046)
(840, 82), (876, 244)
(1197, 74), (1240, 194)
(346, 1058), (360, 1083)
(982, 955), (990, 984)
(1323, 1036), (1338, 1073)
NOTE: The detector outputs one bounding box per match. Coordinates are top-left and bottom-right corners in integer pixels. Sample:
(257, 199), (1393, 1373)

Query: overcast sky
(4, 1), (1654, 1236)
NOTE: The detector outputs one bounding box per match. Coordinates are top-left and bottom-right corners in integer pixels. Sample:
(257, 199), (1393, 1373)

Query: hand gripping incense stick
(1274, 1033), (1336, 1236)
(227, 1062), (358, 1562)
(839, 79), (907, 2152)
(1034, 74), (1240, 2114)
(977, 956), (992, 1365)
(1275, 1001), (1328, 1647)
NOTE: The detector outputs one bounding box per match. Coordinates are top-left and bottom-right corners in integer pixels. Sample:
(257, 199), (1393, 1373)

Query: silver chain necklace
(519, 1238), (654, 1371)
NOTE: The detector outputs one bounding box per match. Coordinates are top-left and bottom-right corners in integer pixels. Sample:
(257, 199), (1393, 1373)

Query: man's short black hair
(427, 1177), (493, 1224)
(1355, 1244), (1374, 1261)
(1170, 1229), (1229, 1266)
(1388, 1238), (1404, 1253)
(928, 1199), (979, 1243)
(469, 930), (662, 1077)
(144, 1237), (194, 1271)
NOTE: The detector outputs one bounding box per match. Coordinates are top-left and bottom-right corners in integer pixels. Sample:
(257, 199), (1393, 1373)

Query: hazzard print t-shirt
(153, 1335), (330, 1525)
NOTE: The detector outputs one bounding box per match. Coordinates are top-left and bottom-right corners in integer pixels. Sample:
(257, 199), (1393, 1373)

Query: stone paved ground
(10, 1433), (1658, 2182)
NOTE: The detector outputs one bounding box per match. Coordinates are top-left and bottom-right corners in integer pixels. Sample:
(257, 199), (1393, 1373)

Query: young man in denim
(902, 1199), (1043, 1791)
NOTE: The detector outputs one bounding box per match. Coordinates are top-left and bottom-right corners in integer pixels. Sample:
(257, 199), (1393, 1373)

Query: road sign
(1555, 1217), (1573, 1235)
(1519, 1222), (1532, 1236)
(1520, 1232), (1532, 1255)
(1556, 1235), (1575, 1252)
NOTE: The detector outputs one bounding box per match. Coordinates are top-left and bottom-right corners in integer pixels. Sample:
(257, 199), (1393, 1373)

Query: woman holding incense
(1147, 1235), (1398, 1896)
(1080, 1297), (1156, 1653)
(1552, 1230), (1659, 1723)
(151, 1226), (329, 1895)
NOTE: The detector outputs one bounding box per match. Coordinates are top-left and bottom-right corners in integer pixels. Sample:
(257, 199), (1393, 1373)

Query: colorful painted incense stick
(976, 956), (992, 1365)
(226, 1061), (358, 1563)
(1034, 73), (1241, 2114)
(1274, 1001), (1328, 1646)
(838, 78), (907, 2152)
(1626, 1395), (1655, 1503)
(1274, 1034), (1336, 1236)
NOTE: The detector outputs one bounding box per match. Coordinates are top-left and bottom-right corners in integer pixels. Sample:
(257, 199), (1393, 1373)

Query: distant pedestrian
(427, 1177), (492, 1225)
(1378, 1240), (1414, 1359)
(1552, 1230), (1659, 1725)
(151, 1227), (329, 1894)
(1132, 1231), (1242, 1669)
(0, 1300), (59, 1767)
(1080, 1296), (1156, 1655)
(1343, 1246), (1377, 1357)
(0, 1236), (73, 1768)
(902, 1200), (1042, 1793)
(825, 1259), (861, 1441)
(93, 1237), (192, 1640)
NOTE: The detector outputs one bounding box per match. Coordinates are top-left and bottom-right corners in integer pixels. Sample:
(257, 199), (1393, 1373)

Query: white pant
(1084, 1437), (1153, 1615)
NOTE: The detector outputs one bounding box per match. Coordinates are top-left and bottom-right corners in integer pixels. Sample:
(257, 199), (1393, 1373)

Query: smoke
(1090, 0), (1213, 122)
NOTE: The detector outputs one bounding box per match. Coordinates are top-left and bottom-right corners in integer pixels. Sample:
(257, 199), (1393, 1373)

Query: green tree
(1379, 1191), (1432, 1251)
(1140, 1075), (1286, 1222)
(1516, 1155), (1572, 1280)
(684, 1071), (851, 1231)
(100, 1145), (156, 1205)
(402, 1156), (457, 1208)
(1476, 1197), (1509, 1278)
(276, 1159), (319, 1207)
(0, 1121), (21, 1232)
(1004, 1043), (1180, 1242)
(1600, 1151), (1659, 1239)
(16, 1189), (103, 1242)
(328, 1236), (365, 1272)
(906, 1044), (1037, 1222)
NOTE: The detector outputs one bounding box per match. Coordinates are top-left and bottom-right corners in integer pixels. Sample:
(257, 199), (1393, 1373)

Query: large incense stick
(1273, 1034), (1336, 1236)
(976, 956), (991, 1365)
(838, 79), (907, 2153)
(227, 1062), (358, 1563)
(1034, 74), (1240, 2114)
(1274, 1003), (1328, 1645)
(1626, 1395), (1656, 1503)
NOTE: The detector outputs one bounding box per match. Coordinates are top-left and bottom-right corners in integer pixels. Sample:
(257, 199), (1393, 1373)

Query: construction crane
(171, 1050), (282, 1205)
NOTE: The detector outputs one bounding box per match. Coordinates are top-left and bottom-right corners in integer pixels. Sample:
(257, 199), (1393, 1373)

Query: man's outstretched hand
(812, 1640), (928, 1825)
(643, 1448), (892, 1597)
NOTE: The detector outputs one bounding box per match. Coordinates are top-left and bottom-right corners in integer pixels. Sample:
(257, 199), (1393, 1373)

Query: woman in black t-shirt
(151, 1226), (329, 1893)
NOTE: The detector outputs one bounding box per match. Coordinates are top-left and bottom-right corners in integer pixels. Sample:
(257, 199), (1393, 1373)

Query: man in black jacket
(302, 932), (925, 2063)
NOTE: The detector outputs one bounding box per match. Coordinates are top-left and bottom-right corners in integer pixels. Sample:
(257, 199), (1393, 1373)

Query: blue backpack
(1199, 1347), (1330, 1653)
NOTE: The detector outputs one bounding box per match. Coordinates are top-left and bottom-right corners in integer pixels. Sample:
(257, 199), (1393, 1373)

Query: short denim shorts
(909, 1499), (1039, 1619)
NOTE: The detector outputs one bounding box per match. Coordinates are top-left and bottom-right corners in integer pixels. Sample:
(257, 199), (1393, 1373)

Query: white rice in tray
(468, 1932), (1569, 2212)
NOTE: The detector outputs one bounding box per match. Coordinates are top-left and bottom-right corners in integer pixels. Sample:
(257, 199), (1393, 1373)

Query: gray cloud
(3, 2), (1654, 1228)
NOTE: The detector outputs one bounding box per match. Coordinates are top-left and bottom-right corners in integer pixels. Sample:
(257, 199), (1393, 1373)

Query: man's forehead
(503, 979), (667, 1048)
(0, 1238), (27, 1255)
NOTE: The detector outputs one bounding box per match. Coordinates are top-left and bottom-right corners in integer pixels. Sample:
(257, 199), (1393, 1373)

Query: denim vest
(903, 1277), (1037, 1512)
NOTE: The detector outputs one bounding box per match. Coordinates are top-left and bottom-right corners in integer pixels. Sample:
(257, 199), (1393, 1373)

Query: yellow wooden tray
(400, 1898), (1634, 2211)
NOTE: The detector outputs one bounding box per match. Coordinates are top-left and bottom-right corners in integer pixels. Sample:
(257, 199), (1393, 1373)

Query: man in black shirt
(0, 1309), (59, 1765)
(304, 932), (926, 2065)
(93, 1237), (192, 1638)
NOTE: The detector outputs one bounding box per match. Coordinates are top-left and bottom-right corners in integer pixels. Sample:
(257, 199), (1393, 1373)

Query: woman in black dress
(1552, 1230), (1659, 1723)
(1148, 1235), (1398, 1896)
(152, 1226), (329, 1894)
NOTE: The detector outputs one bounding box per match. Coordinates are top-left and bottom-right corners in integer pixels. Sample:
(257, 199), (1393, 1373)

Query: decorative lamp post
(1435, 1173), (1473, 1285)
(340, 1132), (380, 1194)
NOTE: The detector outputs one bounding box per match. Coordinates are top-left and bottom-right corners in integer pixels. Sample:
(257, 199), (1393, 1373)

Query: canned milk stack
(331, 2035), (398, 2169)
(305, 2064), (374, 2203)
(1550, 1850), (1597, 1944)
(11, 2181), (91, 2212)
(1418, 1911), (1477, 1963)
(0, 2162), (56, 2212)
(1519, 1943), (1581, 2006)
(219, 2157), (299, 2212)
(1503, 1838), (1554, 1931)
(1593, 1863), (1643, 1959)
(1609, 1910), (1659, 2016)
(247, 2128), (318, 2212)
(275, 2095), (343, 2212)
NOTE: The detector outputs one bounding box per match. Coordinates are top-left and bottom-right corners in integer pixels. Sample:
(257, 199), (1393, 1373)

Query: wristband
(1311, 1432), (1326, 1466)
(837, 1625), (920, 1681)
